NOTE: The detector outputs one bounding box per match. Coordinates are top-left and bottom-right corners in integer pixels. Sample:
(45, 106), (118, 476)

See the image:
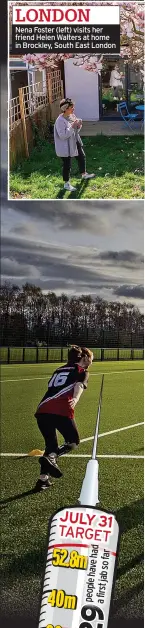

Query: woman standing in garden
(54, 98), (95, 192)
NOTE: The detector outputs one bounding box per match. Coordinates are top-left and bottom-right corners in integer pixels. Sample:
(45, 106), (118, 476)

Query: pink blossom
(9, 1), (144, 73)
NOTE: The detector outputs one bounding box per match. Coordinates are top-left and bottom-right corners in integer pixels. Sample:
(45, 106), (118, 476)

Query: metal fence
(0, 347), (144, 364)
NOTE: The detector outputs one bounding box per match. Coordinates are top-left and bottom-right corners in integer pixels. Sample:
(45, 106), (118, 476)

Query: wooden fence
(9, 70), (64, 168)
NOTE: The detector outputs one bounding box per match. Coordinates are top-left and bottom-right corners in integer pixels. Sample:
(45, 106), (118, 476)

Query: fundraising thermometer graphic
(38, 375), (119, 628)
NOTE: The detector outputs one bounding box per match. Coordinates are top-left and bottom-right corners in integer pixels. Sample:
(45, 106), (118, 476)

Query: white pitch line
(80, 421), (144, 442)
(1, 369), (143, 383)
(64, 454), (144, 459)
(1, 422), (144, 458)
(1, 453), (27, 457)
(0, 453), (143, 459)
(91, 369), (144, 376)
(1, 377), (48, 383)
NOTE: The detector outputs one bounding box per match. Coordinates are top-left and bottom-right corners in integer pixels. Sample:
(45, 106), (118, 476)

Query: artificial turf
(0, 360), (144, 624)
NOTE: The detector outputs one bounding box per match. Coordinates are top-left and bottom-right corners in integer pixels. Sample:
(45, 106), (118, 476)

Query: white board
(64, 58), (99, 121)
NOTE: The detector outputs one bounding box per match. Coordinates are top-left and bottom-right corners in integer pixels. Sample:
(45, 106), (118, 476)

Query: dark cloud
(114, 285), (144, 299)
(1, 236), (143, 276)
(1, 232), (143, 301)
(120, 201), (144, 218)
(0, 274), (116, 294)
(3, 198), (143, 234)
(1, 251), (120, 287)
(1, 197), (116, 234)
(10, 225), (33, 236)
(1, 258), (36, 279)
(99, 250), (143, 268)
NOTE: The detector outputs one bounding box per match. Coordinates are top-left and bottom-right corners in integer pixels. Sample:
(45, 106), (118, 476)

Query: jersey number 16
(49, 372), (69, 388)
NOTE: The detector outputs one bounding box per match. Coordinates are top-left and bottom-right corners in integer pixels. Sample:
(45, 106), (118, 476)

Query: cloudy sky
(1, 66), (144, 311)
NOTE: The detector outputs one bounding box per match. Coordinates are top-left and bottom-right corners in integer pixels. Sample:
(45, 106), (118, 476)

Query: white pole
(79, 374), (104, 506)
(92, 374), (104, 459)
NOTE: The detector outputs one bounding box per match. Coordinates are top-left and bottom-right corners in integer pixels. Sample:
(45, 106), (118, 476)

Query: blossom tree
(9, 1), (144, 74)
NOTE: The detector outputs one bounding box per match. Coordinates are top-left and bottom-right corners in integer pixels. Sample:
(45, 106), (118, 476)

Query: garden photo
(9, 1), (144, 200)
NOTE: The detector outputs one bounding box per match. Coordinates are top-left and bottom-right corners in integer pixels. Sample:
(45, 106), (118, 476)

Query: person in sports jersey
(34, 346), (93, 492)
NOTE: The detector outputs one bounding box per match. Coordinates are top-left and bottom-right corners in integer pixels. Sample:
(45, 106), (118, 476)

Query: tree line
(0, 282), (144, 348)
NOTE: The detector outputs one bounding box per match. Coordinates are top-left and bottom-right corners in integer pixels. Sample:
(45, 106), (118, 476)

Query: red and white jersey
(35, 362), (89, 419)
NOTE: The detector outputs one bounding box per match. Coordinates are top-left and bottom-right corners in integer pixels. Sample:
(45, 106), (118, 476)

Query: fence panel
(38, 348), (48, 363)
(89, 348), (102, 361)
(133, 349), (144, 360)
(62, 347), (69, 362)
(47, 70), (63, 103)
(48, 348), (62, 362)
(0, 348), (8, 363)
(0, 347), (144, 364)
(104, 348), (118, 360)
(9, 347), (23, 364)
(25, 104), (51, 152)
(24, 348), (37, 363)
(9, 72), (64, 167)
(9, 347), (23, 363)
(119, 348), (132, 360)
(21, 80), (49, 119)
(10, 119), (26, 169)
(9, 95), (21, 130)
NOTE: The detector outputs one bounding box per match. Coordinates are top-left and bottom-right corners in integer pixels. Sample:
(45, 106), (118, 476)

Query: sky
(1, 66), (144, 312)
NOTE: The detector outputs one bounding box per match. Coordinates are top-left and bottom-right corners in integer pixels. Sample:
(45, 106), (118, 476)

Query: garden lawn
(9, 135), (144, 200)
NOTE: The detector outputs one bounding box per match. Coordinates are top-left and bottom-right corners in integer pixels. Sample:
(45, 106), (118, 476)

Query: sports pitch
(1, 360), (144, 623)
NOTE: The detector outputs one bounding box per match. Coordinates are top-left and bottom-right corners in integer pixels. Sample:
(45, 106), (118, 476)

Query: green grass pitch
(0, 360), (144, 623)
